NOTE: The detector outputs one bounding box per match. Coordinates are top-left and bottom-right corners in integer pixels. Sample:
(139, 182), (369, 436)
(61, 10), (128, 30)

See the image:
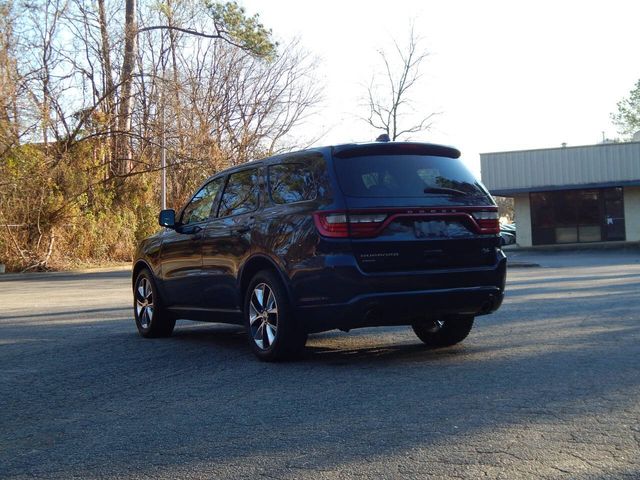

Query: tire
(412, 315), (474, 348)
(244, 270), (307, 361)
(133, 268), (176, 338)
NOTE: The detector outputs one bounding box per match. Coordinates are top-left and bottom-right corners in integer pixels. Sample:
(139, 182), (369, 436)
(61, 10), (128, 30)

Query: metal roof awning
(481, 142), (640, 195)
(490, 179), (640, 196)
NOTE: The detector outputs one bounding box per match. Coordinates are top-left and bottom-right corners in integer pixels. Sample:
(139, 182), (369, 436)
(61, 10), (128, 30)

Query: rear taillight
(314, 208), (500, 237)
(313, 212), (348, 237)
(471, 211), (500, 233)
(313, 211), (387, 238)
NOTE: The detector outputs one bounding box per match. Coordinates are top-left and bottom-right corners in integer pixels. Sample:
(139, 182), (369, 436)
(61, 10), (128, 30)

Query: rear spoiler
(332, 142), (461, 159)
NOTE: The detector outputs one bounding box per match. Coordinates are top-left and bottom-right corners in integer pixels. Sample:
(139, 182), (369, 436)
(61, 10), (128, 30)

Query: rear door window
(334, 155), (487, 198)
(217, 169), (260, 217)
(268, 163), (316, 204)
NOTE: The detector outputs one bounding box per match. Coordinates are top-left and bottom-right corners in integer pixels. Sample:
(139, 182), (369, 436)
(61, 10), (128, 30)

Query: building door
(603, 187), (625, 241)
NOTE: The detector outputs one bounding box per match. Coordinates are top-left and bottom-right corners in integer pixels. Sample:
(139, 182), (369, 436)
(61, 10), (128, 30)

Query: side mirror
(158, 209), (176, 228)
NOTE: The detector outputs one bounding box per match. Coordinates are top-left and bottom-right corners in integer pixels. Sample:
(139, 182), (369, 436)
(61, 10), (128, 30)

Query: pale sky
(242, 0), (640, 174)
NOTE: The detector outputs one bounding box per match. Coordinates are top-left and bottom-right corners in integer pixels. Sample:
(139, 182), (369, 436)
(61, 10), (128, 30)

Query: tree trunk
(116, 0), (137, 175)
(97, 0), (117, 176)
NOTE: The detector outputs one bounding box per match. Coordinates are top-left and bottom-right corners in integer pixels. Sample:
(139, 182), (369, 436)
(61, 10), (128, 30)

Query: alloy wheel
(135, 277), (154, 329)
(249, 283), (278, 350)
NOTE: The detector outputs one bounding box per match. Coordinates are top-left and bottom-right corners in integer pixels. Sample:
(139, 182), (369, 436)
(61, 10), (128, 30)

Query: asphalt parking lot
(1, 250), (639, 479)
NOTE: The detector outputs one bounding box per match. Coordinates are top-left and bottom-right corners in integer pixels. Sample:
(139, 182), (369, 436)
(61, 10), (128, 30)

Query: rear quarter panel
(252, 150), (346, 289)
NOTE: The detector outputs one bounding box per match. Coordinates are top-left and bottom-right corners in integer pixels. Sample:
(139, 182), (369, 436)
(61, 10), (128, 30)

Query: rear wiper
(423, 186), (468, 196)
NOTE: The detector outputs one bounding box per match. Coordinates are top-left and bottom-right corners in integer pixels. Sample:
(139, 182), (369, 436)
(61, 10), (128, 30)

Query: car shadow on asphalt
(302, 341), (469, 365)
(167, 321), (510, 366)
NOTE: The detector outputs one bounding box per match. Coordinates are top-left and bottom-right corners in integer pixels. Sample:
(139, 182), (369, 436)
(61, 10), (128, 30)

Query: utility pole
(160, 73), (167, 210)
(161, 104), (166, 210)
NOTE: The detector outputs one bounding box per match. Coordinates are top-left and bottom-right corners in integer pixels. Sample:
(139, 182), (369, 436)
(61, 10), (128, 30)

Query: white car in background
(500, 223), (516, 246)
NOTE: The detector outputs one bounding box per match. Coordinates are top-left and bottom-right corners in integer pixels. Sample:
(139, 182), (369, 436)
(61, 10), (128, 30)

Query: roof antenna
(375, 133), (390, 142)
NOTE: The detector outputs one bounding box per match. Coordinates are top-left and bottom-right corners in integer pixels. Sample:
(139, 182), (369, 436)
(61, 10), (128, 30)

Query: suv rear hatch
(317, 143), (500, 273)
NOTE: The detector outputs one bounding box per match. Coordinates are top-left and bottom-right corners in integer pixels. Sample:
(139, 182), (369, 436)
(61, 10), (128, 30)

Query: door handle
(177, 225), (202, 235)
(235, 226), (251, 234)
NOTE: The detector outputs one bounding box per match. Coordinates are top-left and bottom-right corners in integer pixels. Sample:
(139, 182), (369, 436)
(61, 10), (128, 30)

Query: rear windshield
(333, 155), (488, 198)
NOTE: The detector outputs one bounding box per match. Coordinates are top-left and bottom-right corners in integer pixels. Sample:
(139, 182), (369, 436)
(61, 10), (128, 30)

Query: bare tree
(112, 0), (280, 177)
(137, 32), (322, 205)
(364, 25), (436, 141)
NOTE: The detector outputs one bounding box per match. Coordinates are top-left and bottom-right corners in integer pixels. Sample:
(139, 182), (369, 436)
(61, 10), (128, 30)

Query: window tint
(218, 169), (260, 217)
(334, 155), (487, 198)
(181, 177), (224, 225)
(269, 163), (316, 204)
(530, 187), (625, 245)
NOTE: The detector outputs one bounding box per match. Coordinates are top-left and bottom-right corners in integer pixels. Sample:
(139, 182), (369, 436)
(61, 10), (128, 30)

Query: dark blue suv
(132, 142), (506, 361)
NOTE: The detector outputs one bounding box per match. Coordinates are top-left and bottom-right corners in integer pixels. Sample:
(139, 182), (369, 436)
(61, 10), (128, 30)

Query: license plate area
(413, 220), (475, 239)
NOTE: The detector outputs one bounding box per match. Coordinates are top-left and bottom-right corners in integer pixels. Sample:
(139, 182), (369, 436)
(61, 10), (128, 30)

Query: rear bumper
(291, 252), (506, 334)
(297, 285), (504, 333)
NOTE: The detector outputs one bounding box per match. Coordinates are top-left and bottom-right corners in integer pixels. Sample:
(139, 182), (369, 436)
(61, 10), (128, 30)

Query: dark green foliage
(611, 79), (640, 139)
(207, 1), (277, 59)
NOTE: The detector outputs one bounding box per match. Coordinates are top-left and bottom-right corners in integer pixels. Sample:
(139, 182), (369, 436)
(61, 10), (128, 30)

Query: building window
(530, 187), (625, 245)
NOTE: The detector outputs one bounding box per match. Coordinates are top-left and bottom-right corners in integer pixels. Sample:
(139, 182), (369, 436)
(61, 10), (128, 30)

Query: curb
(0, 265), (131, 280)
(508, 262), (541, 268)
(503, 241), (640, 252)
